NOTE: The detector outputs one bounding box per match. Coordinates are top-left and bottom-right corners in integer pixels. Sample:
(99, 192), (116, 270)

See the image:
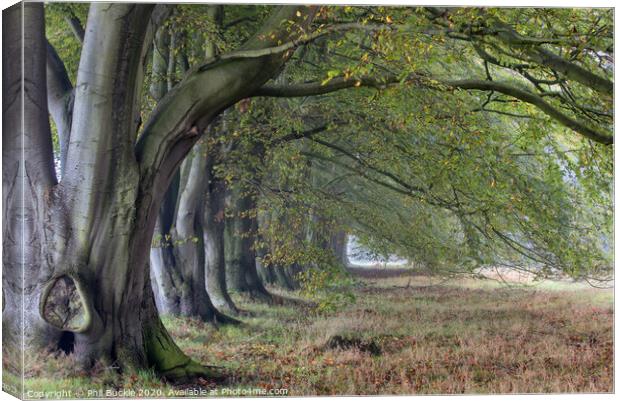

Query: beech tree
(3, 2), (612, 384)
(3, 2), (317, 380)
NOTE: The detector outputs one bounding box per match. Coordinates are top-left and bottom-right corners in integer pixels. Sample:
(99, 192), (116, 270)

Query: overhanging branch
(255, 74), (612, 145)
(444, 79), (612, 145)
(199, 22), (389, 71)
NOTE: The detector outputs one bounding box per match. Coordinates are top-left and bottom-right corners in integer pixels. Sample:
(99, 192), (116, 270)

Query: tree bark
(231, 189), (274, 301)
(3, 3), (61, 368)
(45, 41), (73, 175)
(330, 230), (349, 268)
(150, 139), (236, 323)
(147, 19), (236, 322)
(1, 4), (205, 379)
(150, 143), (236, 323)
(203, 157), (239, 315)
(149, 169), (181, 314)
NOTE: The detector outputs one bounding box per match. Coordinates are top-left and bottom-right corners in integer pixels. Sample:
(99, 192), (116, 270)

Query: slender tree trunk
(255, 235), (276, 285)
(273, 264), (297, 290)
(238, 192), (275, 301)
(330, 230), (349, 268)
(169, 143), (211, 319)
(45, 41), (73, 175)
(150, 170), (183, 315)
(203, 158), (238, 315)
(225, 187), (248, 292)
(226, 187), (275, 301)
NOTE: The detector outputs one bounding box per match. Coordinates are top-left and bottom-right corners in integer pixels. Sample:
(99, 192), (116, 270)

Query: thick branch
(527, 47), (613, 96)
(255, 75), (402, 97)
(65, 11), (85, 43)
(256, 74), (612, 145)
(135, 6), (318, 194)
(205, 22), (388, 66)
(444, 79), (612, 145)
(271, 124), (329, 145)
(426, 8), (613, 96)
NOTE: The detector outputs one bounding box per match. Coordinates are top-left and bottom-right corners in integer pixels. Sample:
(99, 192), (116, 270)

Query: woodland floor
(7, 270), (613, 397)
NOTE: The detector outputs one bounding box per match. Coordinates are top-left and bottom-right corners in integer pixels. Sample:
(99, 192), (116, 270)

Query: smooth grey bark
(45, 41), (73, 174)
(150, 169), (180, 314)
(152, 137), (236, 323)
(2, 3), (61, 367)
(227, 187), (274, 302)
(203, 157), (239, 315)
(149, 26), (170, 101)
(168, 140), (213, 320)
(2, 4), (203, 379)
(52, 3), (170, 373)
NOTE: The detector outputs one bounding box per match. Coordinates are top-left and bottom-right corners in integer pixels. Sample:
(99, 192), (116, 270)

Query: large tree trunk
(3, 4), (61, 370)
(1, 4), (204, 380)
(4, 3), (315, 380)
(48, 4), (206, 377)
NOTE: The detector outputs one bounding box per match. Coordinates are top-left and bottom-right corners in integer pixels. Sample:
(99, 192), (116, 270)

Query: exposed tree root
(144, 299), (230, 382)
(212, 309), (242, 326)
(161, 360), (226, 383)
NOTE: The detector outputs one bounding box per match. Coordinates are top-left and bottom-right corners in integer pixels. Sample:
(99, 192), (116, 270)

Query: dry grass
(9, 273), (613, 397)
